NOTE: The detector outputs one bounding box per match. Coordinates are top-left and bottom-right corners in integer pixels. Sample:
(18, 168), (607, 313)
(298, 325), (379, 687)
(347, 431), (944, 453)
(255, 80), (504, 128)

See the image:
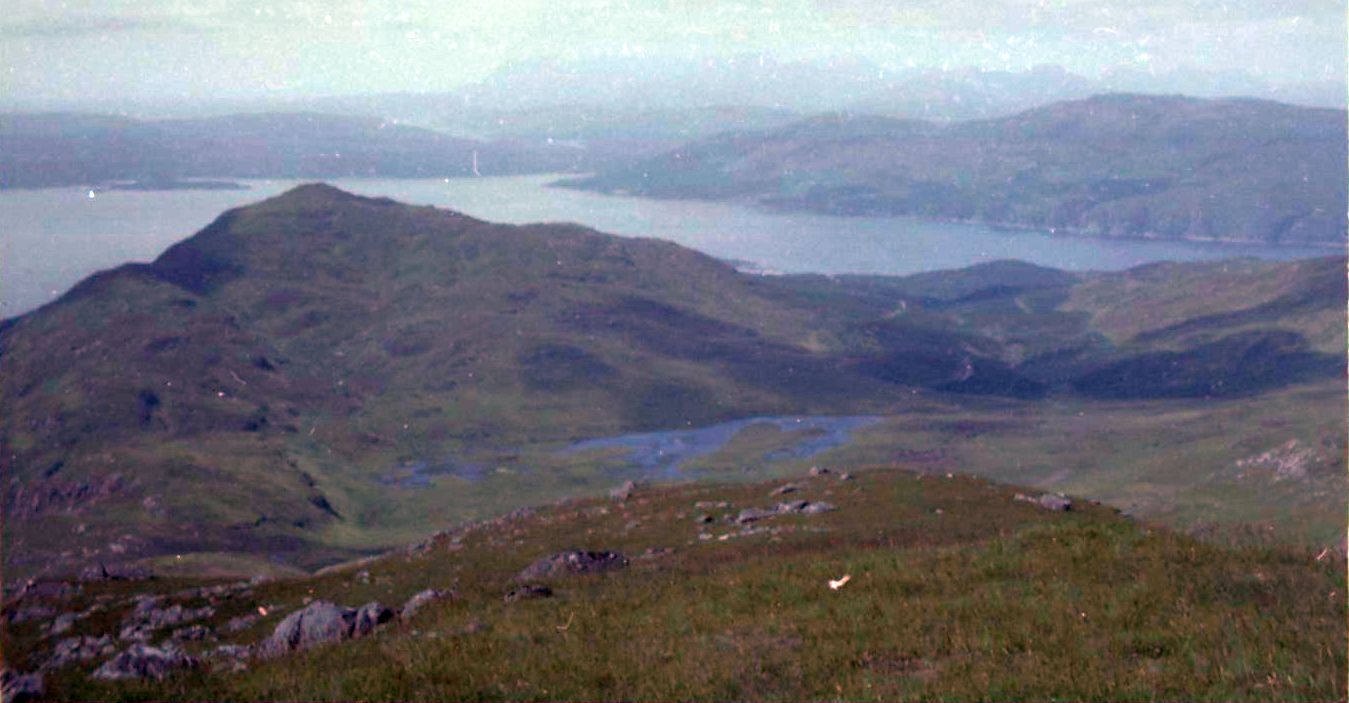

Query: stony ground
(3, 465), (1343, 702)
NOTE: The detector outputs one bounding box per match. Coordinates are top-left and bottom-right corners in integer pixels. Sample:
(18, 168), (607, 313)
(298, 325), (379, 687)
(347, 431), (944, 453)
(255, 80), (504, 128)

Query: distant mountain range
(7, 59), (1344, 192)
(563, 94), (1349, 246)
(2, 186), (1343, 579)
(0, 112), (585, 189)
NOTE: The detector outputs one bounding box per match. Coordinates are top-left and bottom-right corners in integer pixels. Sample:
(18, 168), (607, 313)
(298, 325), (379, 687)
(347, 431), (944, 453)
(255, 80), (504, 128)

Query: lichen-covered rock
(118, 602), (214, 641)
(1015, 492), (1072, 511)
(399, 589), (451, 621)
(5, 605), (54, 625)
(225, 613), (259, 632)
(259, 601), (354, 657)
(800, 501), (838, 515)
(44, 613), (75, 636)
(130, 595), (163, 619)
(503, 584), (553, 603)
(1, 669), (44, 703)
(45, 635), (116, 670)
(1037, 494), (1072, 511)
(353, 602), (394, 636)
(147, 604), (216, 629)
(734, 507), (779, 524)
(516, 550), (628, 581)
(259, 600), (392, 657)
(205, 645), (252, 673)
(92, 644), (198, 681)
(171, 624), (214, 641)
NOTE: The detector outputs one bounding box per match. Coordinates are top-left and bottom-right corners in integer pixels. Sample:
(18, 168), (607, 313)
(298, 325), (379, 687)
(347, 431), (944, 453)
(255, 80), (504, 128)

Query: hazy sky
(2, 0), (1344, 106)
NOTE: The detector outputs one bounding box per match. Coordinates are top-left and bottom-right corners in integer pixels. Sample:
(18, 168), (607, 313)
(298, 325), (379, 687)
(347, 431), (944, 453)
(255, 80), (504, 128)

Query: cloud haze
(1, 0), (1342, 107)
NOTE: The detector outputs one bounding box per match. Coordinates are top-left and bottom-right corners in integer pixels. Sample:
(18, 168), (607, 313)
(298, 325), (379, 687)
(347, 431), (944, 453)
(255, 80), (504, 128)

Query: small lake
(1, 175), (1332, 317)
(562, 415), (879, 480)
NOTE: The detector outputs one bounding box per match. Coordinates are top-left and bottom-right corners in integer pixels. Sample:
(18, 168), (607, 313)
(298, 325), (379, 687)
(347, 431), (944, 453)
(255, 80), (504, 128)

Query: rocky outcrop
(170, 624), (214, 641)
(79, 563), (152, 583)
(354, 602), (394, 636)
(504, 584), (553, 604)
(225, 613), (259, 632)
(4, 605), (54, 625)
(41, 613), (75, 637)
(205, 644), (253, 673)
(119, 603), (215, 641)
(399, 589), (451, 622)
(799, 501), (837, 515)
(736, 501), (837, 524)
(517, 550), (628, 581)
(735, 507), (779, 524)
(259, 600), (392, 657)
(45, 635), (116, 670)
(0, 669), (44, 703)
(1015, 492), (1072, 511)
(91, 643), (199, 681)
(6, 474), (126, 520)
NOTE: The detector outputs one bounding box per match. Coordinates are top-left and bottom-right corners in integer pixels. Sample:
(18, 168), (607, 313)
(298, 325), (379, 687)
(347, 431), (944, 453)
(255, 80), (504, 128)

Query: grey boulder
(517, 550), (628, 581)
(259, 600), (391, 657)
(92, 644), (199, 681)
(800, 501), (838, 515)
(354, 602), (394, 636)
(504, 584), (553, 604)
(1015, 492), (1072, 511)
(400, 589), (451, 621)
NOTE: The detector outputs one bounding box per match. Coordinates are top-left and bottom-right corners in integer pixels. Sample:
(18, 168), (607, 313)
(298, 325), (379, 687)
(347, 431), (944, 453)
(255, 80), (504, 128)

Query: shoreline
(554, 180), (1347, 252)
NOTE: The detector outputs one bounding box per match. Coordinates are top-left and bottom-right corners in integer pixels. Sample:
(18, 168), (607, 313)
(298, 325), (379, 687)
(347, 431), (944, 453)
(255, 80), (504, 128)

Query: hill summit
(1, 185), (1343, 582)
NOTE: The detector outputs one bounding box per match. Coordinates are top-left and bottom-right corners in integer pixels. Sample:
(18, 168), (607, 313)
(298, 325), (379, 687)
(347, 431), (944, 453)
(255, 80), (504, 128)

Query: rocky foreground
(1, 466), (1341, 702)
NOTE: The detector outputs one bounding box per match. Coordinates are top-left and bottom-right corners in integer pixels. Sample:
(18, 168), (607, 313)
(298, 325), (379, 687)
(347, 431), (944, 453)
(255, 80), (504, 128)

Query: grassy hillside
(1, 185), (1342, 582)
(4, 468), (1344, 701)
(561, 94), (1348, 245)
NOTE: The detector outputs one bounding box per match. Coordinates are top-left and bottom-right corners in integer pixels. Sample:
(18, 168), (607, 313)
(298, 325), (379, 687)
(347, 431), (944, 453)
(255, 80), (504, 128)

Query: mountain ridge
(1, 185), (1342, 581)
(561, 93), (1348, 246)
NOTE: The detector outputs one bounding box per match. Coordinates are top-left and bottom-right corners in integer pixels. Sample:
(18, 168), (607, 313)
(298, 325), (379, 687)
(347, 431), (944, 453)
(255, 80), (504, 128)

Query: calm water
(561, 416), (882, 480)
(1, 175), (1332, 317)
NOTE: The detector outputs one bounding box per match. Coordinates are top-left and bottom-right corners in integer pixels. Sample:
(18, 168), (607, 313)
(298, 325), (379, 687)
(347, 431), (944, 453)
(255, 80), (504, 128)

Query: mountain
(1, 186), (1343, 581)
(0, 113), (584, 189)
(562, 94), (1349, 246)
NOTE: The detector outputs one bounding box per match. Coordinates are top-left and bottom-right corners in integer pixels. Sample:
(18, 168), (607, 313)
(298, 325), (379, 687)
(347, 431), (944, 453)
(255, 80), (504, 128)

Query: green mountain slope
(1, 185), (1343, 581)
(3, 469), (1344, 701)
(561, 94), (1348, 245)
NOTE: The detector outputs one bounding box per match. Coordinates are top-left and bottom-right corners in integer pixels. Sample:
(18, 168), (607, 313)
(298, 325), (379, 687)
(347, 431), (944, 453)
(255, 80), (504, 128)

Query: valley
(5, 4), (1345, 700)
(1, 185), (1342, 586)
